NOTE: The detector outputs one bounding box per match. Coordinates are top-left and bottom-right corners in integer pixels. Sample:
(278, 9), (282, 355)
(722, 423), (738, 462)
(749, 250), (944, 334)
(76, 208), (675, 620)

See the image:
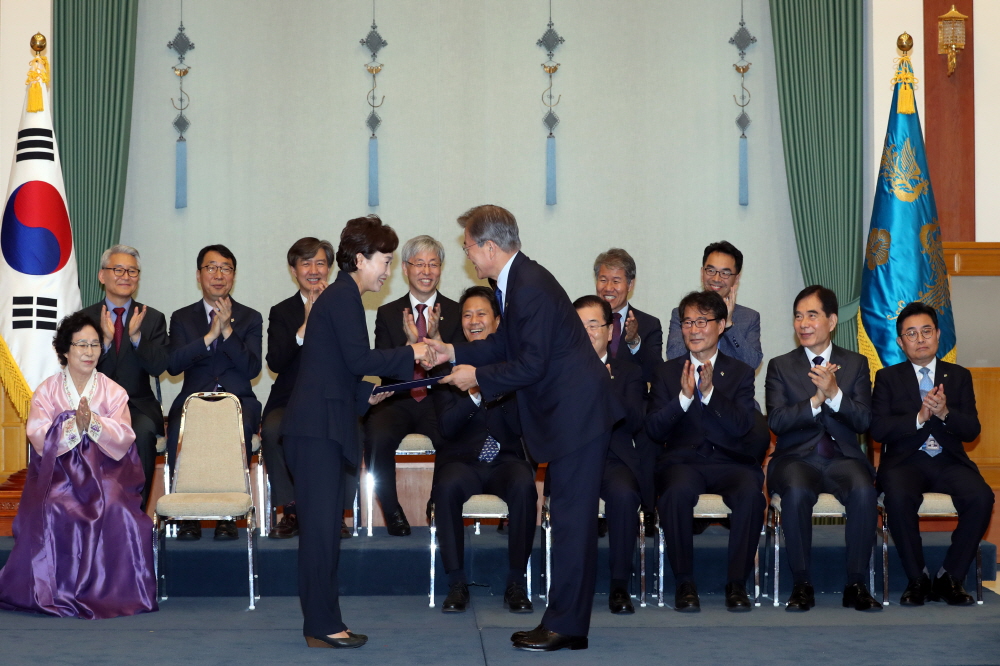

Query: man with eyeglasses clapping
(165, 244), (263, 541)
(79, 244), (169, 511)
(666, 241), (761, 371)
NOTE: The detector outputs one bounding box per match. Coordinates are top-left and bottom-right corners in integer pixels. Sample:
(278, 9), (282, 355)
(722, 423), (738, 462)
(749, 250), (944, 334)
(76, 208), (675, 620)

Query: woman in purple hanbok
(0, 312), (157, 618)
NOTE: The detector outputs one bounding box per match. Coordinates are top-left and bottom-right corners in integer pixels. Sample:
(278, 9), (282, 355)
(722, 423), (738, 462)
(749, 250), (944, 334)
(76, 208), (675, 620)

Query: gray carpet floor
(2, 588), (999, 665)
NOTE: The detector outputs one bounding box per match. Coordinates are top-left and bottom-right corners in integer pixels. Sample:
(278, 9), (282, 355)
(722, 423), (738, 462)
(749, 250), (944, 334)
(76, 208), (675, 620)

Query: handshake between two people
(407, 338), (480, 392)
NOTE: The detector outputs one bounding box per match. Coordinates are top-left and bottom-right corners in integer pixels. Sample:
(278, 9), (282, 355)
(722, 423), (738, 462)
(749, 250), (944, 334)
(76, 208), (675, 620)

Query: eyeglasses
(462, 240), (485, 256)
(200, 264), (234, 275)
(103, 266), (140, 278)
(901, 327), (936, 341)
(680, 318), (719, 329)
(70, 342), (102, 351)
(405, 261), (441, 271)
(583, 323), (610, 333)
(702, 267), (735, 279)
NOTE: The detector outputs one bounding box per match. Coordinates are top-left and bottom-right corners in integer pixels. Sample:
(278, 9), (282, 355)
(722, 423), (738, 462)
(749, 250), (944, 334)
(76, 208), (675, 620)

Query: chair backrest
(173, 393), (250, 495)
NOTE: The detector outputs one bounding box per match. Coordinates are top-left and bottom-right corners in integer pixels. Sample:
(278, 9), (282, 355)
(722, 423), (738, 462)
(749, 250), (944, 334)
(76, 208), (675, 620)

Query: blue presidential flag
(0, 50), (81, 418)
(858, 54), (956, 377)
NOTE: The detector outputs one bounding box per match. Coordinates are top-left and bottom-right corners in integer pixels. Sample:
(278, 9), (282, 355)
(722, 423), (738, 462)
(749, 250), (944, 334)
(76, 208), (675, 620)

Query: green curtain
(53, 0), (139, 307)
(769, 0), (863, 350)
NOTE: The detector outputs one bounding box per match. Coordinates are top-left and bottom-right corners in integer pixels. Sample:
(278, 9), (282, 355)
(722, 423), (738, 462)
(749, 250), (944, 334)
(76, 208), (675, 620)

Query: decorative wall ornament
(538, 0), (564, 206)
(730, 1), (755, 206)
(168, 2), (193, 209)
(361, 1), (387, 208)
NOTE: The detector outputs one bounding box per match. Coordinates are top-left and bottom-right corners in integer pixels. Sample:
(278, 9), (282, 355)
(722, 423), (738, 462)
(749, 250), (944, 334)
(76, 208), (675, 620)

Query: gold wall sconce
(938, 5), (968, 77)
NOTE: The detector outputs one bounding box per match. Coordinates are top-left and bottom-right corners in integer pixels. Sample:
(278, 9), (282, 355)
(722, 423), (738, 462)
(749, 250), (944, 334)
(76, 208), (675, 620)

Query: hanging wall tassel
(175, 137), (187, 209)
(546, 135), (557, 206)
(368, 136), (379, 207)
(738, 135), (748, 206)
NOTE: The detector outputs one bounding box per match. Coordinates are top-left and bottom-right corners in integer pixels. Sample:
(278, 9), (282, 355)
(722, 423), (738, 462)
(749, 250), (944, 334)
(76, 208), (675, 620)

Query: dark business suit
(647, 352), (765, 584)
(281, 270), (416, 638)
(668, 303), (762, 370)
(455, 252), (623, 637)
(765, 345), (876, 584)
(364, 293), (462, 516)
(431, 371), (536, 586)
(611, 304), (663, 385)
(872, 360), (994, 582)
(166, 298), (263, 464)
(81, 300), (168, 509)
(600, 356), (650, 585)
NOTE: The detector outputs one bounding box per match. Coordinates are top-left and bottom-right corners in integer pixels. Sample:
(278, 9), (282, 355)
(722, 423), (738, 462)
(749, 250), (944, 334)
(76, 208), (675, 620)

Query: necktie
(113, 307), (125, 352)
(411, 304), (428, 401)
(919, 367), (941, 457)
(495, 286), (504, 317)
(479, 435), (500, 462)
(695, 364), (704, 402)
(208, 309), (218, 351)
(609, 312), (622, 358)
(812, 355), (837, 458)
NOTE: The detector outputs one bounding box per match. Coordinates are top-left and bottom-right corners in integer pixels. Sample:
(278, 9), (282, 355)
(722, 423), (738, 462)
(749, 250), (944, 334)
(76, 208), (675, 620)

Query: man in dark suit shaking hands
(166, 244), (263, 541)
(80, 244), (169, 510)
(871, 301), (993, 606)
(428, 205), (623, 651)
(765, 285), (880, 612)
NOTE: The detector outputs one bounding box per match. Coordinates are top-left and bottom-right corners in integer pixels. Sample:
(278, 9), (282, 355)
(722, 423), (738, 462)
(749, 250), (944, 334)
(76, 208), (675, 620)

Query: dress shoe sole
(943, 597), (975, 606)
(726, 603), (752, 613)
(784, 603), (812, 612)
(386, 529), (411, 537)
(267, 531), (297, 539)
(214, 533), (239, 541)
(513, 638), (588, 651)
(504, 603), (534, 613)
(673, 604), (700, 613)
(441, 605), (467, 613)
(899, 598), (924, 606)
(610, 606), (635, 614)
(175, 533), (201, 541)
(305, 636), (366, 649)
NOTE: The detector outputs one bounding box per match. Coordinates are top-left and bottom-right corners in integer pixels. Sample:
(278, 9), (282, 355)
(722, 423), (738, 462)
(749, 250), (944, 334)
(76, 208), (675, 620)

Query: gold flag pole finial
(26, 32), (50, 113)
(892, 32), (917, 114)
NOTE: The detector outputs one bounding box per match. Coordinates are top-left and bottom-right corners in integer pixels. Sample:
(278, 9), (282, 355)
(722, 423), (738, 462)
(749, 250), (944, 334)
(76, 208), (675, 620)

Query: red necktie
(113, 307), (126, 352)
(609, 312), (622, 357)
(411, 304), (428, 401)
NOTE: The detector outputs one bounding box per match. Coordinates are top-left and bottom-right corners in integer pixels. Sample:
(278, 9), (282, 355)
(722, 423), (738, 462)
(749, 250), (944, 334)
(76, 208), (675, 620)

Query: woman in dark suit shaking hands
(281, 215), (433, 649)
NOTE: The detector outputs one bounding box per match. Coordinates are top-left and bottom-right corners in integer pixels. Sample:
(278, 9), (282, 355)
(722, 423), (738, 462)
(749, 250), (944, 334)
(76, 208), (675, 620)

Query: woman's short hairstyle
(459, 285), (500, 318)
(335, 215), (399, 272)
(457, 205), (522, 253)
(99, 244), (141, 271)
(53, 311), (102, 367)
(401, 235), (445, 264)
(592, 248), (636, 282)
(287, 237), (335, 267)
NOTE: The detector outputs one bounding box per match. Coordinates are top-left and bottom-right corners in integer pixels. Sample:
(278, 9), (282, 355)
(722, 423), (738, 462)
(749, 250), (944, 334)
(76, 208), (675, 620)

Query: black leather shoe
(900, 574), (932, 606)
(442, 582), (469, 612)
(785, 582), (815, 612)
(268, 513), (299, 539)
(512, 625), (587, 651)
(933, 571), (975, 606)
(175, 520), (202, 541)
(385, 508), (411, 536)
(305, 632), (368, 649)
(597, 517), (608, 537)
(843, 582), (882, 611)
(510, 624), (543, 642)
(214, 520), (238, 540)
(674, 581), (700, 612)
(504, 583), (533, 613)
(609, 586), (635, 614)
(725, 581), (752, 612)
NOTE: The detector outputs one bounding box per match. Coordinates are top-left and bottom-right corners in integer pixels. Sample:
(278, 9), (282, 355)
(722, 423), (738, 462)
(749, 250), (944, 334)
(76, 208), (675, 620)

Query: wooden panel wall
(0, 380), (27, 485)
(923, 0), (976, 241)
(969, 367), (1000, 486)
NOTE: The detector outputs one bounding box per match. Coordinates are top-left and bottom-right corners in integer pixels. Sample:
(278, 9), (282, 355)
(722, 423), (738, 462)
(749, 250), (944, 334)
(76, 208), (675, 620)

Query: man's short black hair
(793, 285), (838, 318)
(573, 294), (612, 326)
(197, 244), (237, 271)
(677, 290), (727, 323)
(459, 285), (501, 318)
(702, 241), (743, 274)
(896, 301), (939, 336)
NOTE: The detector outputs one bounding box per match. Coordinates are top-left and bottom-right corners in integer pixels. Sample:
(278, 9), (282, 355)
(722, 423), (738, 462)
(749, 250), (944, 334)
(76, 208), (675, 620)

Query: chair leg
(256, 457), (268, 536)
(869, 545), (875, 597)
(352, 488), (360, 537)
(247, 509), (257, 610)
(543, 507), (552, 606)
(366, 470), (375, 537)
(976, 543), (983, 605)
(527, 553), (533, 600)
(639, 508), (646, 608)
(881, 508), (890, 606)
(772, 508), (781, 607)
(429, 504), (436, 608)
(153, 515), (166, 602)
(754, 543), (760, 607)
(657, 511), (665, 608)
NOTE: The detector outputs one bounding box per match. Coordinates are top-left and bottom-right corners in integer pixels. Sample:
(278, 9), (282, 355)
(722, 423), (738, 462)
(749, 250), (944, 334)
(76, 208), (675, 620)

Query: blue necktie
(919, 367), (941, 457)
(479, 435), (500, 462)
(494, 286), (504, 317)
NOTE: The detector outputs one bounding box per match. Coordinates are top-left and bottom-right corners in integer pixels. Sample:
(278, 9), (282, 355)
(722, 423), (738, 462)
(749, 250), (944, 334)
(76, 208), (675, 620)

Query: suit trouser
(432, 455), (537, 585)
(540, 430), (610, 637)
(261, 408), (295, 509)
(600, 452), (641, 584)
(285, 436), (347, 637)
(363, 395), (442, 516)
(167, 396), (260, 468)
(129, 407), (160, 512)
(655, 458), (765, 584)
(768, 451), (876, 585)
(878, 451), (994, 581)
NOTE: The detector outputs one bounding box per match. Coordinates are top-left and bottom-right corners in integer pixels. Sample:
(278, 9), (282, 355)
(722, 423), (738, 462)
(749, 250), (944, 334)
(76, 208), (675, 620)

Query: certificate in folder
(372, 376), (444, 395)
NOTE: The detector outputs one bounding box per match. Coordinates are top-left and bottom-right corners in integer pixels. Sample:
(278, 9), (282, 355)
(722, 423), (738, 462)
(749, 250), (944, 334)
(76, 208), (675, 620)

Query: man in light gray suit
(667, 241), (761, 370)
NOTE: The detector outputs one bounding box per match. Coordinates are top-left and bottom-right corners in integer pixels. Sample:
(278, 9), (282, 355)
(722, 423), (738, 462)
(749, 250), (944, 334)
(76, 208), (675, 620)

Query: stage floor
(1, 590), (999, 665)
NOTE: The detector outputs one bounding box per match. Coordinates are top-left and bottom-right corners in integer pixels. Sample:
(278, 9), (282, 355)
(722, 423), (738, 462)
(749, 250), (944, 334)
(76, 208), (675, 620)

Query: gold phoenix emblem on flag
(866, 228), (891, 270)
(918, 222), (950, 312)
(880, 137), (929, 202)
